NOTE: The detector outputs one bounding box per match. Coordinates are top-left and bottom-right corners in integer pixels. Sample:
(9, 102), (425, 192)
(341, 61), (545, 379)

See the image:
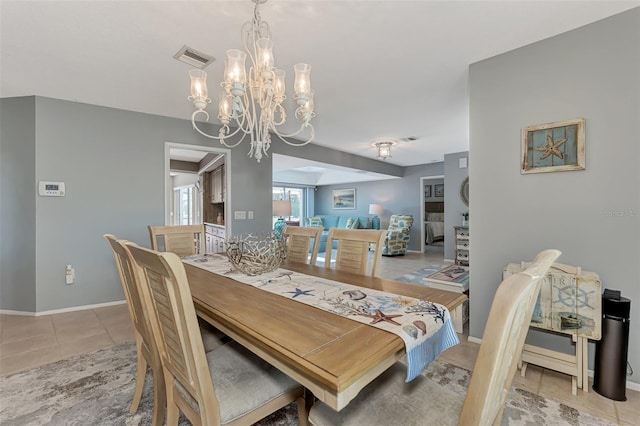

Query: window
(173, 185), (200, 225)
(272, 185), (310, 226)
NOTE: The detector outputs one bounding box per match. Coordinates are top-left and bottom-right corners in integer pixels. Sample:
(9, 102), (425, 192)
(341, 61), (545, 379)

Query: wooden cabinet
(211, 165), (225, 203)
(454, 226), (469, 266)
(205, 224), (226, 254)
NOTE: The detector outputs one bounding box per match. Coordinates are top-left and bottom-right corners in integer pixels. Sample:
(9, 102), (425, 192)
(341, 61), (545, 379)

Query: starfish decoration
(534, 135), (567, 160)
(360, 309), (402, 326)
(285, 288), (314, 298)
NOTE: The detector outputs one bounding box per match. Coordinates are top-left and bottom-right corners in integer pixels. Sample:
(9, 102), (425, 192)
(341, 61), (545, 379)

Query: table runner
(184, 254), (459, 381)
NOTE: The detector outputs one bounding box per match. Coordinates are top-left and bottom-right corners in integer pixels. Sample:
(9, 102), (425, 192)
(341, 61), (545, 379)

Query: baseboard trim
(465, 335), (639, 391)
(467, 336), (482, 344)
(0, 300), (126, 317)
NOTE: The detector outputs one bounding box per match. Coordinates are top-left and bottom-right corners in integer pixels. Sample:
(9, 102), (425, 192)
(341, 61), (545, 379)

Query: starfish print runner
(184, 254), (459, 381)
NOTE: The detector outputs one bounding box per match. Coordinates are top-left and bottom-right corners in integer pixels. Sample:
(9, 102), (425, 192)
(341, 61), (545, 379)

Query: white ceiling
(272, 153), (401, 185)
(1, 0), (637, 174)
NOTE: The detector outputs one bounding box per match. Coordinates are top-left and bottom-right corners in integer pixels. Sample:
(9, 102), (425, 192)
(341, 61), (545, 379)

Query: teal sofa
(303, 215), (380, 252)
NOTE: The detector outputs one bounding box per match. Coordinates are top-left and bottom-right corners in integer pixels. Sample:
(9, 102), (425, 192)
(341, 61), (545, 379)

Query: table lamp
(273, 200), (292, 239)
(368, 204), (383, 215)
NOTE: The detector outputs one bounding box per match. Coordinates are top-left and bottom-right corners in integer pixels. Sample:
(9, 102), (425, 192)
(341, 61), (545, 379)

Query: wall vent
(173, 45), (215, 69)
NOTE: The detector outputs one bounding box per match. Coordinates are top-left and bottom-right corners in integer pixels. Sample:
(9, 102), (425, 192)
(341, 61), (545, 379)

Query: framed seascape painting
(332, 188), (356, 209)
(521, 118), (585, 174)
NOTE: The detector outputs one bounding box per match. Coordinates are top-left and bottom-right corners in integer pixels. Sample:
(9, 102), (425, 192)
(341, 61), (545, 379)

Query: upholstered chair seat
(177, 341), (302, 424)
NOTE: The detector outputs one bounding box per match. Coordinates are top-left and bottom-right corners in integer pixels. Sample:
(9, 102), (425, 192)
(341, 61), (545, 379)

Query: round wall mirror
(460, 177), (469, 206)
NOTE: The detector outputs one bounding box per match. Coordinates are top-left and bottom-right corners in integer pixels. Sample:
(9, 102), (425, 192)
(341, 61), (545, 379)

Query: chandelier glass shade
(187, 0), (315, 163)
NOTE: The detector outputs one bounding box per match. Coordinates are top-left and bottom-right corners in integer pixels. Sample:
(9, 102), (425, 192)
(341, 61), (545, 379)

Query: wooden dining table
(186, 259), (467, 411)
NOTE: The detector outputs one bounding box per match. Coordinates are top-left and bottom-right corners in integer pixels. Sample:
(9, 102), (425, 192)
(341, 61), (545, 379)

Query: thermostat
(39, 181), (65, 197)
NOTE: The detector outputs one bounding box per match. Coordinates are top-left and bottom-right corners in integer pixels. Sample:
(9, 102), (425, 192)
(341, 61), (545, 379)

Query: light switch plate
(234, 211), (246, 220)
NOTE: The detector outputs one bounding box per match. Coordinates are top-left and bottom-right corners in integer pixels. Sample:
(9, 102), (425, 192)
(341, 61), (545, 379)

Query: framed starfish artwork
(521, 118), (585, 174)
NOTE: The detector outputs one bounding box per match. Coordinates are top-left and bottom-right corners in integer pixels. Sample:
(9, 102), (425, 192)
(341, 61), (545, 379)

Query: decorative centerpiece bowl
(226, 233), (285, 276)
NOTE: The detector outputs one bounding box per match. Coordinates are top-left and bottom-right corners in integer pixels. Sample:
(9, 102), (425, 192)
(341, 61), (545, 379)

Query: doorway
(164, 142), (230, 228)
(420, 175), (445, 255)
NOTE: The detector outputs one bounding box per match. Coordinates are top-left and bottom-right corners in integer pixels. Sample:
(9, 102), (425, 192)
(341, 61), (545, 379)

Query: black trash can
(593, 289), (631, 401)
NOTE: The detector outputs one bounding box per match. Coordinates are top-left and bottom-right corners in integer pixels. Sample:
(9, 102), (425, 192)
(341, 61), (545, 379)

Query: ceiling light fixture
(186, 0), (315, 163)
(374, 140), (397, 160)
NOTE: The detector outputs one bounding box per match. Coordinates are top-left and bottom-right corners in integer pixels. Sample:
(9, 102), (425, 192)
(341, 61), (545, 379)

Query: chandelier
(187, 0), (315, 163)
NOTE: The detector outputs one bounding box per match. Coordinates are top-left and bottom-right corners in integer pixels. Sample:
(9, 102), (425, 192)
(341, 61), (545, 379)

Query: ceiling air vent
(173, 45), (215, 69)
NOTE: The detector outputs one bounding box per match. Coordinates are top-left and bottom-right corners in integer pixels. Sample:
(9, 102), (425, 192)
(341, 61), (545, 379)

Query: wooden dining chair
(148, 224), (205, 257)
(104, 234), (166, 426)
(105, 234), (227, 426)
(308, 249), (561, 426)
(281, 225), (323, 265)
(324, 228), (386, 277)
(124, 242), (309, 426)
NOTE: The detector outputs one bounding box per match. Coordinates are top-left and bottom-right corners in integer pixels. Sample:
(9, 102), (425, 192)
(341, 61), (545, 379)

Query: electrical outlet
(248, 211), (254, 219)
(65, 265), (75, 285)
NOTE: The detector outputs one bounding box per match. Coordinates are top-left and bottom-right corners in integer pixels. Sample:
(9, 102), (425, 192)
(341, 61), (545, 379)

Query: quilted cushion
(308, 217), (323, 228)
(177, 341), (301, 424)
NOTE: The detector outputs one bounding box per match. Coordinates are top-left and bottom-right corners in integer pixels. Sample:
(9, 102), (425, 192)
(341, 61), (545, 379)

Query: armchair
(381, 215), (414, 256)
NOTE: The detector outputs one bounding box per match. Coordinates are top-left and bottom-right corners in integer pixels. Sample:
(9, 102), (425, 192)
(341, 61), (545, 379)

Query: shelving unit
(454, 226), (469, 266)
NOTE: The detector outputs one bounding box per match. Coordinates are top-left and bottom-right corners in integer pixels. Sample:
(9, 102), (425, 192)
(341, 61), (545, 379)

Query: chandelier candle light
(187, 0), (315, 162)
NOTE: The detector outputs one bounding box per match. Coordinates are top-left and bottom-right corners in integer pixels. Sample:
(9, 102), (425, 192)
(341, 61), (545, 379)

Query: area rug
(0, 343), (615, 425)
(396, 264), (469, 288)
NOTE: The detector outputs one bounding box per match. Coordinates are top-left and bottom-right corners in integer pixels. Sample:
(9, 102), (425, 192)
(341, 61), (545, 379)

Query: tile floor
(1, 250), (638, 425)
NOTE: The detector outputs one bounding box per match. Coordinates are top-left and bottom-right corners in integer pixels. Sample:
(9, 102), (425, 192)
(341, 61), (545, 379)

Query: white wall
(469, 9), (639, 383)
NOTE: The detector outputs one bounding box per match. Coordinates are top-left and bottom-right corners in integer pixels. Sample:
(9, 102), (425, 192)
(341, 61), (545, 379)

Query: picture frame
(332, 188), (356, 209)
(424, 185), (432, 198)
(434, 184), (444, 197)
(521, 118), (585, 174)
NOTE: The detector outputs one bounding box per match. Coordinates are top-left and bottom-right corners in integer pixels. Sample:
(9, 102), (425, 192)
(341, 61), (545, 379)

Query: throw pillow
(345, 217), (360, 229)
(360, 217), (371, 229)
(308, 216), (323, 228)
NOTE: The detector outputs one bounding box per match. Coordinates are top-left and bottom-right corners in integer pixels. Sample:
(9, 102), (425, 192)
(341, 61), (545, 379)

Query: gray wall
(1, 96), (273, 312)
(469, 8), (639, 383)
(443, 152), (469, 261)
(0, 97), (37, 311)
(315, 162), (445, 251)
